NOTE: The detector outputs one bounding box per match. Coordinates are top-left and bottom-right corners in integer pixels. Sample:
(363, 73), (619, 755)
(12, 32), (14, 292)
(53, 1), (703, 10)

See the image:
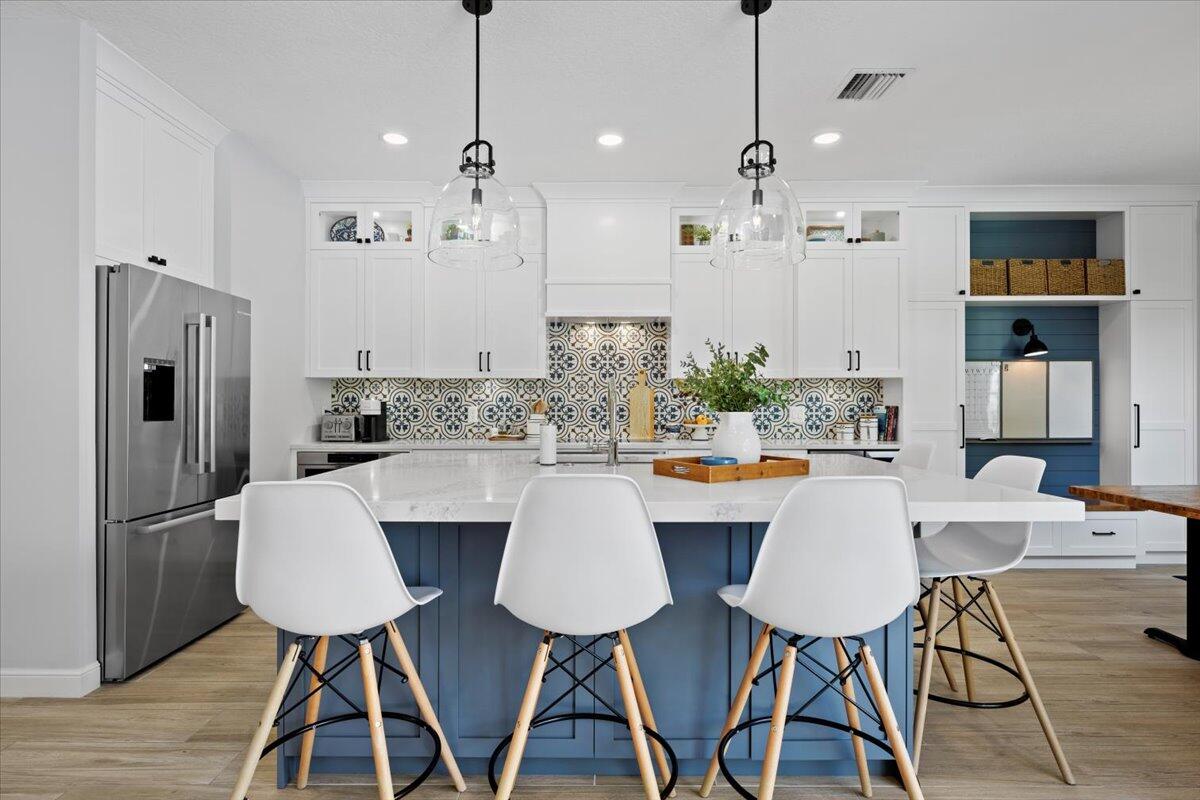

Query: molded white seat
(892, 441), (936, 470)
(718, 476), (919, 639)
(237, 481), (435, 636)
(496, 474), (673, 636)
(914, 455), (1045, 579)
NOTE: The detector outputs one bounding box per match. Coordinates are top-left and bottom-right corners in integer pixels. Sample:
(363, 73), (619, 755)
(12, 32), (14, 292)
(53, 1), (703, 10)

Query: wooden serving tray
(653, 455), (810, 483)
(486, 433), (527, 442)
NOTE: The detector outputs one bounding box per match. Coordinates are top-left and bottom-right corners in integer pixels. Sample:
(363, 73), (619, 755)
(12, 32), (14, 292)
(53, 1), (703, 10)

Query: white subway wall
(0, 18), (99, 697)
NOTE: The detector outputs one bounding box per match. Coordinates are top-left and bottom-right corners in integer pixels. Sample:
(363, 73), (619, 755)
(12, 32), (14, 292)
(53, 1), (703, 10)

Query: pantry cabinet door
(851, 253), (904, 376)
(308, 252), (365, 376)
(905, 302), (965, 476)
(95, 80), (148, 266)
(1129, 205), (1196, 300)
(364, 252), (422, 376)
(1130, 300), (1195, 484)
(145, 116), (210, 284)
(794, 255), (851, 375)
(424, 258), (485, 377)
(483, 254), (544, 378)
(729, 262), (794, 377)
(671, 255), (726, 378)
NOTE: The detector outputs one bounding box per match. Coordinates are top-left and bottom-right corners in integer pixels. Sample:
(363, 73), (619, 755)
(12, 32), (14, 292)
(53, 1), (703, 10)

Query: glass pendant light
(428, 0), (523, 271)
(711, 0), (804, 270)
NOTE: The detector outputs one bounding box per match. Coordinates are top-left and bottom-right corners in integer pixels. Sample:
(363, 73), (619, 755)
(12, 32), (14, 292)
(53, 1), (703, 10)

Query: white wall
(0, 18), (99, 697)
(214, 134), (325, 480)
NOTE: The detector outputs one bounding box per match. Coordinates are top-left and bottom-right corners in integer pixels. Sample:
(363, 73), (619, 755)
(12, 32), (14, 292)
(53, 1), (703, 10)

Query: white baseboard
(1137, 552), (1188, 565)
(0, 660), (101, 698)
(1017, 556), (1138, 569)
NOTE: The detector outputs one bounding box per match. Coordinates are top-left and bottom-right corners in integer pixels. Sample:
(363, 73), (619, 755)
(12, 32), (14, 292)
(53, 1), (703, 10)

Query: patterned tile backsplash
(330, 322), (882, 442)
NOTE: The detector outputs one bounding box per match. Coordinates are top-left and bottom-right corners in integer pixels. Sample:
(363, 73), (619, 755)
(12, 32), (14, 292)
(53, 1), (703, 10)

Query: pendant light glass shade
(710, 172), (804, 270)
(427, 168), (523, 271)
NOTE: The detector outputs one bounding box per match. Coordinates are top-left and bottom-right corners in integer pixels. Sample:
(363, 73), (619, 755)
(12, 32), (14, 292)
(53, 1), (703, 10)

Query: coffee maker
(360, 398), (389, 442)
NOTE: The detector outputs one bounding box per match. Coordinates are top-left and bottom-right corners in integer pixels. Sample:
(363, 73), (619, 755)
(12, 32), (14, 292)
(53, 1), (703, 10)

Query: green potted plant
(694, 224), (712, 246)
(675, 340), (782, 463)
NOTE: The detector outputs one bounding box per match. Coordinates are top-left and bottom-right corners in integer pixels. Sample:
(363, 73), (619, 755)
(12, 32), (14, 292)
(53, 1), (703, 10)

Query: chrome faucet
(606, 374), (620, 466)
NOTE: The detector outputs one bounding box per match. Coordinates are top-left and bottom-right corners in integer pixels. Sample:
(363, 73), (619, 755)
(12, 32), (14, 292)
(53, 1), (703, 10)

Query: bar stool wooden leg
(917, 590), (958, 693)
(229, 641), (301, 800)
(613, 640), (662, 800)
(834, 638), (872, 798)
(860, 644), (924, 800)
(384, 621), (467, 792)
(912, 577), (943, 771)
(358, 638), (395, 800)
(758, 641), (797, 800)
(495, 633), (554, 800)
(952, 579), (977, 702)
(295, 636), (328, 789)
(618, 629), (675, 797)
(700, 622), (773, 797)
(983, 581), (1076, 785)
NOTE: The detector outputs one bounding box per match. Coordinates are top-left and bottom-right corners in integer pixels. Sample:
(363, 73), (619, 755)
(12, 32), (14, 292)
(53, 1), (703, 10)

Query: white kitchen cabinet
(669, 254), (793, 378)
(517, 207), (546, 254)
(794, 252), (904, 377)
(307, 251), (423, 377)
(95, 81), (147, 266)
(1130, 300), (1195, 485)
(1129, 205), (1196, 300)
(904, 302), (966, 477)
(423, 256), (545, 378)
(908, 206), (967, 301)
(799, 202), (905, 250)
(144, 117), (208, 280)
(310, 202), (422, 250)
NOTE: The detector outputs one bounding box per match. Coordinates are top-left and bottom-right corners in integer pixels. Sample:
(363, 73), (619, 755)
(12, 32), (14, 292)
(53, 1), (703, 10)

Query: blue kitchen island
(214, 450), (1083, 787)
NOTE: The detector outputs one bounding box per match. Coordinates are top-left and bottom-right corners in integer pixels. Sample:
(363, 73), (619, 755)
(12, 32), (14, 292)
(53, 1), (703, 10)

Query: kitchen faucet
(607, 374), (620, 466)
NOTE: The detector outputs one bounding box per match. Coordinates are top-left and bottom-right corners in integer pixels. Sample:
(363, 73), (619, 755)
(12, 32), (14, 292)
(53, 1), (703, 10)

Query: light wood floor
(2, 567), (1197, 799)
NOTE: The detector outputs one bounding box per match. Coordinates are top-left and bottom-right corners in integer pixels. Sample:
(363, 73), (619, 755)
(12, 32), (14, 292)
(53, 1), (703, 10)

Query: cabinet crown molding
(534, 181), (686, 202)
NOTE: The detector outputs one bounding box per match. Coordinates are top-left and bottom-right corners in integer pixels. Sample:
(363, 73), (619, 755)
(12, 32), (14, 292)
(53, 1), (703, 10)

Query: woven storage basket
(1086, 259), (1126, 295)
(1008, 259), (1048, 295)
(1047, 258), (1086, 295)
(970, 259), (1008, 295)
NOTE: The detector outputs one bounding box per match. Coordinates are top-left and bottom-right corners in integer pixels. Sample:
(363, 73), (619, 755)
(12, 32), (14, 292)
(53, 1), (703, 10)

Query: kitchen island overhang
(215, 452), (1083, 786)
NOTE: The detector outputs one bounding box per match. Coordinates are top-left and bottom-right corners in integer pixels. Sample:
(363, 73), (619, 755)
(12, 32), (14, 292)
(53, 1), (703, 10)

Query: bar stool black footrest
(716, 714), (895, 800)
(486, 711), (678, 799)
(254, 710), (440, 799)
(912, 642), (1030, 709)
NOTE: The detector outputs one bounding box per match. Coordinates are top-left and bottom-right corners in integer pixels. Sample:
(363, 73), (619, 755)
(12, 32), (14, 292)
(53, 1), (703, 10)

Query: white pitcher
(711, 412), (761, 464)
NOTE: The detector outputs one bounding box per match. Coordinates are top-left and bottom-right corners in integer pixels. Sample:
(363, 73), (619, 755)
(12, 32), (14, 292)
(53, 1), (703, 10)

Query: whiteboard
(1002, 361), (1048, 438)
(1048, 361), (1093, 438)
(965, 361), (1001, 439)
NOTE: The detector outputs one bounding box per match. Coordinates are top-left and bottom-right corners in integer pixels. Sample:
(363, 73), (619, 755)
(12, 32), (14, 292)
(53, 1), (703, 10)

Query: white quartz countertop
(220, 451), (1083, 524)
(291, 438), (902, 453)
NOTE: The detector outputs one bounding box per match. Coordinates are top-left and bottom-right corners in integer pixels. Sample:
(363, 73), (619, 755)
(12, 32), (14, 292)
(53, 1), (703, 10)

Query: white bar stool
(911, 455), (1075, 785)
(699, 476), (925, 800)
(490, 474), (676, 800)
(227, 481), (465, 800)
(891, 441), (935, 469)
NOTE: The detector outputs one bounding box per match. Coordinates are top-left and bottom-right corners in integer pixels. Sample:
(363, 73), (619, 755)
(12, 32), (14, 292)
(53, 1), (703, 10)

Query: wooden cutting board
(628, 370), (655, 441)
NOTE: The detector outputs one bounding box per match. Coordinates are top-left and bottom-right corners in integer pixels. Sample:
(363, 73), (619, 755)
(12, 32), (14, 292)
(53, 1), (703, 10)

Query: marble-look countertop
(291, 438), (903, 453)
(220, 451), (1083, 525)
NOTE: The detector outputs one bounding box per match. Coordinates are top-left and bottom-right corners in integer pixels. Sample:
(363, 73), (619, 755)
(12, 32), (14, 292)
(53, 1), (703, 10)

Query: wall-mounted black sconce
(1012, 318), (1049, 357)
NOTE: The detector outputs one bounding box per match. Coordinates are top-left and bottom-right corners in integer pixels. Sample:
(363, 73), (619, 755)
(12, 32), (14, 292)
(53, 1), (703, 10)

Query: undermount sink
(532, 451), (667, 466)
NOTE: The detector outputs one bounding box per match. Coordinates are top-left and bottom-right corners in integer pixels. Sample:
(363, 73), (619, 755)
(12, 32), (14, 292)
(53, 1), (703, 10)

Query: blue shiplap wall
(965, 305), (1099, 497)
(970, 219), (1097, 259)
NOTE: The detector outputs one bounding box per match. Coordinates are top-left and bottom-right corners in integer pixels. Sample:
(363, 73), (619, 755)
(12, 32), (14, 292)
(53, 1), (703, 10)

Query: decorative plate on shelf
(329, 216), (385, 242)
(805, 224), (845, 243)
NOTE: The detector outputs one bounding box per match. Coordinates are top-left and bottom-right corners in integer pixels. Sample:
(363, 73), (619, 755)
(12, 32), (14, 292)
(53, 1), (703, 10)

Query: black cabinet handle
(1132, 289), (1141, 295)
(486, 351), (491, 371)
(847, 350), (852, 370)
(366, 350), (371, 370)
(1133, 403), (1141, 448)
(478, 351), (483, 372)
(147, 255), (166, 266)
(958, 289), (966, 295)
(357, 350), (363, 371)
(1091, 530), (1117, 537)
(854, 350), (861, 371)
(960, 404), (966, 449)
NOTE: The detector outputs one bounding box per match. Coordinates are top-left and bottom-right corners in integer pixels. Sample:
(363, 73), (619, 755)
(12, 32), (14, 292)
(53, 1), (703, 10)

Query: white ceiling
(4, 0), (1199, 187)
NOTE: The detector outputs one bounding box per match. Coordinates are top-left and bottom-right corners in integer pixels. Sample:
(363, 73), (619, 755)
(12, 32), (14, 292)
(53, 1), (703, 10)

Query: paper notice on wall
(965, 361), (1001, 439)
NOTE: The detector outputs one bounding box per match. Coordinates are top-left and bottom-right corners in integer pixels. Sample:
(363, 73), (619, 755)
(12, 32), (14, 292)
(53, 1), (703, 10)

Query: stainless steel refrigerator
(97, 263), (250, 681)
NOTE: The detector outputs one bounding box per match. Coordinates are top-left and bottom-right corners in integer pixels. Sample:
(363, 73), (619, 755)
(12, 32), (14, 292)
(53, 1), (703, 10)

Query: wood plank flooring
(2, 567), (1197, 799)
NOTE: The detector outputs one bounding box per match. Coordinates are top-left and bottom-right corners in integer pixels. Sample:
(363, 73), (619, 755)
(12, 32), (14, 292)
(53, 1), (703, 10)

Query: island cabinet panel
(274, 524), (440, 785)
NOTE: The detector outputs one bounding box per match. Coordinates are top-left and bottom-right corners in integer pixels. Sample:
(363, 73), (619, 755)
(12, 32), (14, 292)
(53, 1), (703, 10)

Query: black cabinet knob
(958, 289), (966, 295)
(1132, 289), (1141, 295)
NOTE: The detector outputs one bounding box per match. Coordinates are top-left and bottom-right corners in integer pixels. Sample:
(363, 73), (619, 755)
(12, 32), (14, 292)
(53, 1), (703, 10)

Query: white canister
(833, 423), (856, 442)
(538, 423), (557, 465)
(857, 417), (877, 441)
(711, 412), (762, 465)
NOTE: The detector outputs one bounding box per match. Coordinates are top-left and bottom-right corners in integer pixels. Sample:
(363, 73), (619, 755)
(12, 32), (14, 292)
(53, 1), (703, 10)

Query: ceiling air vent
(835, 70), (910, 101)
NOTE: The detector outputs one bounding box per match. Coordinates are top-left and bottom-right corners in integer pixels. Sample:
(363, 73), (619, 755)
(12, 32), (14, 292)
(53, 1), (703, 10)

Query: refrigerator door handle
(135, 507), (216, 534)
(207, 314), (217, 473)
(185, 314), (203, 473)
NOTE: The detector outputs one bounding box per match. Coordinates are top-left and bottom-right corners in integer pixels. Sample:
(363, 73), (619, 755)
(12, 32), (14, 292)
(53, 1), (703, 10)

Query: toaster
(320, 413), (361, 442)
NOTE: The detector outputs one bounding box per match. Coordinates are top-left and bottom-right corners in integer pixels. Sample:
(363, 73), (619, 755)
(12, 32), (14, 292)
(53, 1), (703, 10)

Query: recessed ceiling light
(835, 211), (846, 219)
(597, 133), (624, 147)
(381, 132), (409, 145)
(812, 131), (842, 145)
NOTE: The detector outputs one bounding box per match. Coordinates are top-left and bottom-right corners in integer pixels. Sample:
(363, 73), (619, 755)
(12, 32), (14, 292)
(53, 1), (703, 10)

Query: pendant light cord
(474, 7), (481, 191)
(753, 3), (761, 192)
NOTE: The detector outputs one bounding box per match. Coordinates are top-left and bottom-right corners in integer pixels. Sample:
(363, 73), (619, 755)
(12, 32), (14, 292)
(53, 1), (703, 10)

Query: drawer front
(1059, 519), (1138, 557)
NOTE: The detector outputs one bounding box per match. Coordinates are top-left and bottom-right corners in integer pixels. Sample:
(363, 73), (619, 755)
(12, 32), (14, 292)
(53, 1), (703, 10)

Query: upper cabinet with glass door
(309, 202), (423, 250)
(672, 208), (717, 253)
(800, 202), (905, 250)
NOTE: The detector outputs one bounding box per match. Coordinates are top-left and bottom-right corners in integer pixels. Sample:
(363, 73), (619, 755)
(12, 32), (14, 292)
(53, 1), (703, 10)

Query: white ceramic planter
(711, 412), (762, 464)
